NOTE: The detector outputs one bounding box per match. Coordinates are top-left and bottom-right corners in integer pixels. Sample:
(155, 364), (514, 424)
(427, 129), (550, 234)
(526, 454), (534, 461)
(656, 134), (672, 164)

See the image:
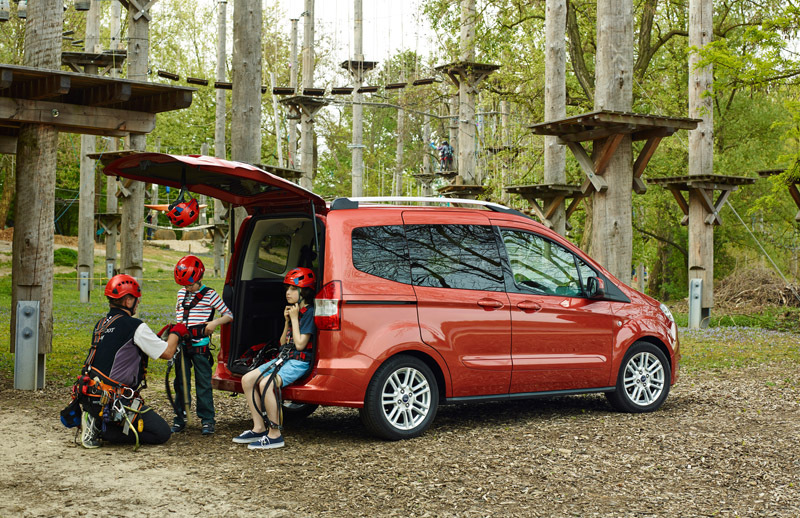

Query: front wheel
(606, 341), (671, 413)
(360, 355), (439, 441)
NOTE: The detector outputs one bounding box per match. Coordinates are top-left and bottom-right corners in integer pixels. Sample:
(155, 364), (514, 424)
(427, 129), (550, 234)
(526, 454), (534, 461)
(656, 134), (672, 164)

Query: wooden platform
(505, 183), (585, 228)
(279, 95), (329, 121)
(437, 184), (485, 198)
(647, 174), (755, 225)
(0, 64), (195, 153)
(529, 110), (700, 195)
(61, 50), (127, 73)
(434, 61), (500, 92)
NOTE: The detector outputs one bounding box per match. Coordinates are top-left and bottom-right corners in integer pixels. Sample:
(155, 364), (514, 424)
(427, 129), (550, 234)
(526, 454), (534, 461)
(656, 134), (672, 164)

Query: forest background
(1, 0), (800, 304)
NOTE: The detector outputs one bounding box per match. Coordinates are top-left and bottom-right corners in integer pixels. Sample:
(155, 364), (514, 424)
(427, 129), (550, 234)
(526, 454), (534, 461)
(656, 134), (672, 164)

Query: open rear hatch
(102, 152), (327, 215)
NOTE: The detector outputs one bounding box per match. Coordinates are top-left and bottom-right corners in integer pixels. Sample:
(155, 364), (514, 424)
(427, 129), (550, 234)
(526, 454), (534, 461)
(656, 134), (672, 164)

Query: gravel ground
(1, 363), (798, 517)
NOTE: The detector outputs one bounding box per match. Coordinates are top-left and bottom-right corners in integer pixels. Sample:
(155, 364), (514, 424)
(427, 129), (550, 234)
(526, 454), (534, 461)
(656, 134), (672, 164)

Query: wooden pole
(11, 0), (61, 361)
(288, 18), (299, 169)
(104, 2), (122, 278)
(449, 95), (458, 170)
(214, 0), (228, 277)
(393, 101), (405, 197)
(270, 72), (284, 167)
(78, 1), (101, 297)
(350, 0), (365, 197)
(590, 0), (633, 284)
(544, 0), (567, 236)
(689, 0), (714, 315)
(121, 0), (155, 285)
(231, 0), (262, 238)
(458, 0), (477, 187)
(500, 99), (511, 204)
(300, 0), (315, 190)
(422, 114), (433, 196)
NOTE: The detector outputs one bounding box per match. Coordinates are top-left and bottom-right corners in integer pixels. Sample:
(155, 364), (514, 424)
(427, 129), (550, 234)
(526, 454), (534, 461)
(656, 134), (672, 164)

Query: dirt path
(1, 364), (798, 517)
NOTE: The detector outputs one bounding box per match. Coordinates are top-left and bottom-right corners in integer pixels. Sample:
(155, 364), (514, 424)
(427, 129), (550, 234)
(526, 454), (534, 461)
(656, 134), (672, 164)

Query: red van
(105, 153), (680, 440)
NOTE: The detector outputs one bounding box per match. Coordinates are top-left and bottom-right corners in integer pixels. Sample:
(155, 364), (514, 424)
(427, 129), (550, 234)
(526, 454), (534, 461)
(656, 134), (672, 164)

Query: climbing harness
(63, 314), (150, 450)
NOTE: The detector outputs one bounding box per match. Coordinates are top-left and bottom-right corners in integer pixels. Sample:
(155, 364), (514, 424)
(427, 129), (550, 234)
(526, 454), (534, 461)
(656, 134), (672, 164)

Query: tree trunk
(590, 0), (633, 284)
(11, 0), (62, 356)
(231, 0), (263, 238)
(393, 106), (405, 197)
(688, 0), (714, 311)
(544, 0), (567, 236)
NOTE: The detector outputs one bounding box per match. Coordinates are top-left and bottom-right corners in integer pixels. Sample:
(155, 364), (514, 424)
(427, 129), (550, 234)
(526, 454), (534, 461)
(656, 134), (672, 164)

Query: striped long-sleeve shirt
(175, 286), (233, 346)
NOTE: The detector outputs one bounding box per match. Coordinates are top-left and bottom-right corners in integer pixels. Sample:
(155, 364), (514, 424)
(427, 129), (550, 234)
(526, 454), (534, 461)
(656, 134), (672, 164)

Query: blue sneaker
(248, 434), (284, 450)
(232, 429), (267, 444)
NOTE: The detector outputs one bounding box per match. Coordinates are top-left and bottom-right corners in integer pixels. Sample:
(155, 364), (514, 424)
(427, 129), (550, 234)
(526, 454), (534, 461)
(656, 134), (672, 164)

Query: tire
(281, 401), (318, 422)
(359, 355), (439, 441)
(606, 341), (671, 413)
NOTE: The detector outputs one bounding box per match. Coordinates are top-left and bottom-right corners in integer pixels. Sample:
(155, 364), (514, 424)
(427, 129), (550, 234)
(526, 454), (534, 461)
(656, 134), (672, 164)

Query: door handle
(477, 298), (504, 309)
(516, 301), (542, 312)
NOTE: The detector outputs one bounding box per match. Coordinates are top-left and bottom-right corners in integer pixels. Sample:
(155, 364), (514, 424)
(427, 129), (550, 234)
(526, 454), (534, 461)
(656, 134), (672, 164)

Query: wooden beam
(116, 90), (192, 113)
(24, 75), (71, 100)
(788, 184), (800, 221)
(593, 133), (625, 176)
(667, 187), (690, 226)
(0, 97), (155, 135)
(633, 134), (663, 178)
(565, 141), (608, 192)
(77, 82), (132, 107)
(556, 124), (634, 143)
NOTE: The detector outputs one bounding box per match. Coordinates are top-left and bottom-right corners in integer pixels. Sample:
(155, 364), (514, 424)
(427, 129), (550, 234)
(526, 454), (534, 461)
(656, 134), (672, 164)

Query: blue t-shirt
(287, 305), (316, 361)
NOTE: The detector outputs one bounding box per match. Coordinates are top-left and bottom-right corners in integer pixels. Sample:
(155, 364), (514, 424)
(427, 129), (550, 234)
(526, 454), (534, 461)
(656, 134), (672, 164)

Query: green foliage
(53, 248), (78, 267)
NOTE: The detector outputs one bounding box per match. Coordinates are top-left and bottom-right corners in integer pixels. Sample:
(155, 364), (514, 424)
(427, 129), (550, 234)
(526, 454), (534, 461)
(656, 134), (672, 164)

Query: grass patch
(678, 326), (800, 372)
(0, 246), (226, 390)
(673, 306), (800, 332)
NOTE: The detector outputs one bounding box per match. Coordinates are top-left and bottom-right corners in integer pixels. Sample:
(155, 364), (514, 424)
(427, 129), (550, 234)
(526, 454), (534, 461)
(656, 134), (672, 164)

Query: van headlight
(659, 303), (674, 323)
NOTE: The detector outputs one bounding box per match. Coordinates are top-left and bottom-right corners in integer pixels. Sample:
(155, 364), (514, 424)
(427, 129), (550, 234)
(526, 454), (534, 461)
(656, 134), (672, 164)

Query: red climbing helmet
(167, 197), (199, 228)
(105, 274), (142, 299)
(174, 255), (205, 286)
(284, 267), (315, 289)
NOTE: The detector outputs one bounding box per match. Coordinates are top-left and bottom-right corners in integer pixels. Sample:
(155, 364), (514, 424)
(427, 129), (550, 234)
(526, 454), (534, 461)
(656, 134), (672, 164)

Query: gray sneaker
(81, 411), (101, 449)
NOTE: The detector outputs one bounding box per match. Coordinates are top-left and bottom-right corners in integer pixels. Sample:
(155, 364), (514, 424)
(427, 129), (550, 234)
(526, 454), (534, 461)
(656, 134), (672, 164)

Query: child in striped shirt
(171, 255), (233, 435)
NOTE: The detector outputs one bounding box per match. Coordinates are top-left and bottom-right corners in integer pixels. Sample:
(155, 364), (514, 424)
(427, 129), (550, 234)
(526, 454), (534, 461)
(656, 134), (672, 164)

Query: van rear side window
(352, 225), (412, 284)
(256, 234), (291, 273)
(406, 224), (504, 291)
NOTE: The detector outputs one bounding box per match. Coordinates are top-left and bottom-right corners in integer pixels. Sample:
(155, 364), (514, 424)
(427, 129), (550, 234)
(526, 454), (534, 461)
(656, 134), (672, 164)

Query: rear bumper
(212, 357), (371, 408)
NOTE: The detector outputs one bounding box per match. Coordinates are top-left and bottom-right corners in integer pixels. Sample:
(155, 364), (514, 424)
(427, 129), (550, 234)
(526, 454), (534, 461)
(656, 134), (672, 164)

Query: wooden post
(105, 1), (122, 277)
(458, 0), (477, 186)
(590, 0), (633, 284)
(689, 0), (714, 316)
(120, 0), (155, 285)
(270, 72), (284, 167)
(544, 0), (567, 236)
(78, 0), (101, 296)
(11, 0), (62, 361)
(500, 99), (511, 204)
(231, 0), (262, 239)
(288, 18), (299, 169)
(351, 0), (365, 197)
(199, 142), (209, 226)
(449, 95), (458, 170)
(300, 0), (315, 190)
(214, 0), (228, 276)
(393, 99), (405, 196)
(422, 114), (433, 196)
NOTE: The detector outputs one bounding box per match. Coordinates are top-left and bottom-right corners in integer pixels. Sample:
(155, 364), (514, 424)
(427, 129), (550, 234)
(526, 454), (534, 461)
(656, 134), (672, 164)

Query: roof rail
(329, 196), (530, 218)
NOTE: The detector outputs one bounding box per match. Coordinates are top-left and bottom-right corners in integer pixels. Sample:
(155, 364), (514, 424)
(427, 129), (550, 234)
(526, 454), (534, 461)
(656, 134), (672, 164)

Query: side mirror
(586, 276), (606, 299)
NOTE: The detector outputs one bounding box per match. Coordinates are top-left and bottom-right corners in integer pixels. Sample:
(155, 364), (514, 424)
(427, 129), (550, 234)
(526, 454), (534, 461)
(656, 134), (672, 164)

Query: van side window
(352, 225), (412, 284)
(501, 229), (585, 297)
(405, 224), (504, 291)
(256, 234), (291, 273)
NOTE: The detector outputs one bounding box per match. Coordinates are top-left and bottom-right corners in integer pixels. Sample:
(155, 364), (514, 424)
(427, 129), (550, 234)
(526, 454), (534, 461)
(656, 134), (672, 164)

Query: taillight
(315, 280), (341, 330)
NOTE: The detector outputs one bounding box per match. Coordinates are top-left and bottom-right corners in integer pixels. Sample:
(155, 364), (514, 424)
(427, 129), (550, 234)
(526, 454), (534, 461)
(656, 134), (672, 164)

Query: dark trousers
(172, 348), (215, 425)
(101, 405), (171, 445)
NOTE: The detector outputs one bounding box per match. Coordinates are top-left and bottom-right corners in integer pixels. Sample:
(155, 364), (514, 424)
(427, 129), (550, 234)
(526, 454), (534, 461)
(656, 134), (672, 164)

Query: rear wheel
(360, 355), (439, 440)
(606, 341), (671, 413)
(281, 401), (318, 422)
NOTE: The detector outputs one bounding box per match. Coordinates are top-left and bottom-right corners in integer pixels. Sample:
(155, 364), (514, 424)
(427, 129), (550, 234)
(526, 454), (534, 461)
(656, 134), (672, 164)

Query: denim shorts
(256, 358), (311, 387)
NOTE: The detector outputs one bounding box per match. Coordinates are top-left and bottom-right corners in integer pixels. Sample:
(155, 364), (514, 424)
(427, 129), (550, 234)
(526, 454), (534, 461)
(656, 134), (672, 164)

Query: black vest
(88, 308), (148, 389)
